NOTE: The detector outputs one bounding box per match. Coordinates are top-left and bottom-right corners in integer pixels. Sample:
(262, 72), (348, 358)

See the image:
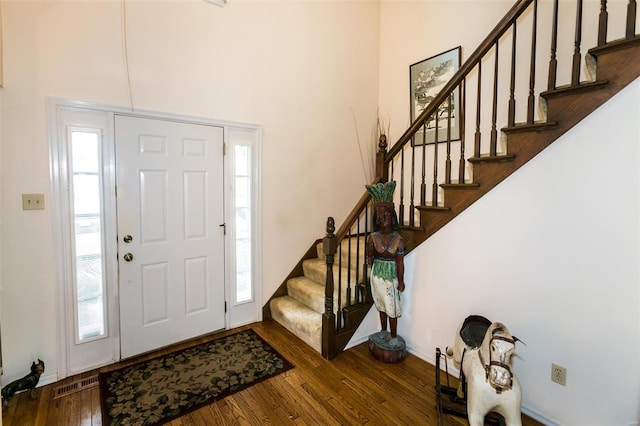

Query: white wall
(405, 78), (639, 426)
(0, 0), (379, 384)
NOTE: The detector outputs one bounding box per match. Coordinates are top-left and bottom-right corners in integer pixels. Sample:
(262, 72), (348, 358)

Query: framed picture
(410, 46), (461, 144)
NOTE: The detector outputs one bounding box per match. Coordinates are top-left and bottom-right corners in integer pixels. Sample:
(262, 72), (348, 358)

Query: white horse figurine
(446, 315), (522, 426)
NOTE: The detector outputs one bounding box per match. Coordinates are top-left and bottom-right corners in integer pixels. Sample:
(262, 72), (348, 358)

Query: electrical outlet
(551, 363), (567, 386)
(22, 193), (45, 210)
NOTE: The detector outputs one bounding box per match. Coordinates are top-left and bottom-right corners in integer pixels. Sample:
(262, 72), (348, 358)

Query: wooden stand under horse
(441, 315), (523, 426)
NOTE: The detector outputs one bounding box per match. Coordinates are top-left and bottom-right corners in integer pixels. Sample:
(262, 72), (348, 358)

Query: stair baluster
(474, 59), (483, 157)
(509, 21), (518, 127)
(491, 42), (500, 155)
(571, 0), (584, 86)
(420, 125), (427, 205)
(432, 113), (439, 206)
(410, 131), (416, 226)
(598, 0), (608, 46)
(627, 0), (637, 38)
(445, 93), (453, 185)
(399, 142), (405, 226)
(322, 217), (336, 359)
(458, 79), (467, 184)
(548, 0), (559, 90)
(527, 0), (538, 124)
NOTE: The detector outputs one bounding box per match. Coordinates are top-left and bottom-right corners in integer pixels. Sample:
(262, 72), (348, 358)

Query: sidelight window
(234, 144), (252, 303)
(69, 130), (107, 342)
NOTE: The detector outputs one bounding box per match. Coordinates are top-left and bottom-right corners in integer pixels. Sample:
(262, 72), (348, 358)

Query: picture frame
(410, 46), (461, 145)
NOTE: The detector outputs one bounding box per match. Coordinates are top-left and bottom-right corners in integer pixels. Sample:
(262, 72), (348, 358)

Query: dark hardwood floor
(2, 320), (544, 425)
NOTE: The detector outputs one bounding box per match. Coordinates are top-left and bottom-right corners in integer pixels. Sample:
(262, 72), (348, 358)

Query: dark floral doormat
(99, 329), (293, 425)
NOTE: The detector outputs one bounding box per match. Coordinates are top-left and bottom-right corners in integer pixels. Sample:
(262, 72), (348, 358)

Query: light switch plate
(22, 193), (45, 210)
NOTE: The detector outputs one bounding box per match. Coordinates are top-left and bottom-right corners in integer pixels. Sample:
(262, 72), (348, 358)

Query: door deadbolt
(123, 253), (134, 262)
(123, 235), (133, 243)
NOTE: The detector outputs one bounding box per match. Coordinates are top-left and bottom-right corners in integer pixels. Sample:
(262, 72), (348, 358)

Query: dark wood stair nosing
(589, 35), (640, 57)
(440, 182), (480, 190)
(468, 154), (516, 164)
(540, 79), (609, 99)
(502, 121), (558, 134)
(415, 205), (451, 212)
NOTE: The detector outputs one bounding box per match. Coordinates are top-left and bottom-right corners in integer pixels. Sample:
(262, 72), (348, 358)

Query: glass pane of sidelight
(70, 130), (106, 341)
(235, 145), (252, 303)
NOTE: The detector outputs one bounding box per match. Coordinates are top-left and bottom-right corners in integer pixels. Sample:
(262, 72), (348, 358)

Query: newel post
(321, 217), (337, 359)
(375, 134), (389, 182)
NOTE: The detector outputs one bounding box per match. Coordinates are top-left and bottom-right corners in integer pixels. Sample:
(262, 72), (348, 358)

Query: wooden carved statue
(366, 181), (407, 363)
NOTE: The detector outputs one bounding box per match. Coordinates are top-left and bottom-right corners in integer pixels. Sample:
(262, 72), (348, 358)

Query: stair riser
(270, 297), (322, 352)
(302, 259), (364, 287)
(316, 237), (367, 266)
(287, 277), (354, 315)
(591, 44), (640, 85)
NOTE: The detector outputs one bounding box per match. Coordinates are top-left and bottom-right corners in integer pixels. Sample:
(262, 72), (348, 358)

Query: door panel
(115, 116), (225, 358)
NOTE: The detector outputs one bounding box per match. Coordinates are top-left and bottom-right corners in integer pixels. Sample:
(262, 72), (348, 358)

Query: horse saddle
(459, 315), (492, 349)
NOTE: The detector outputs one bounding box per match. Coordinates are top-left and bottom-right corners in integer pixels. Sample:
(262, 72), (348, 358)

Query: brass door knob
(123, 253), (133, 262)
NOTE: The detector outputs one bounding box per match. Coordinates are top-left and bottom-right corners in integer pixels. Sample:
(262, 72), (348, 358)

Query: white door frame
(48, 98), (263, 380)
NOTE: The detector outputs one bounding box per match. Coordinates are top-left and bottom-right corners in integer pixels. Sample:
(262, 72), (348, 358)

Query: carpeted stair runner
(270, 237), (366, 353)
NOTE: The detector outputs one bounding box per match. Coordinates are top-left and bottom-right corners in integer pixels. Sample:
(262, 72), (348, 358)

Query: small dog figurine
(1, 359), (45, 407)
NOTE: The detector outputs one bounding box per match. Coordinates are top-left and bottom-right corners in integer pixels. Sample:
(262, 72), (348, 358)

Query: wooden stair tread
(540, 79), (609, 99)
(440, 182), (480, 189)
(502, 121), (558, 134)
(589, 35), (640, 57)
(415, 205), (450, 212)
(468, 154), (516, 164)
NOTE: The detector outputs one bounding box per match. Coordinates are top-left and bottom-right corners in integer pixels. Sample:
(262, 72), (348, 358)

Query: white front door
(115, 115), (226, 358)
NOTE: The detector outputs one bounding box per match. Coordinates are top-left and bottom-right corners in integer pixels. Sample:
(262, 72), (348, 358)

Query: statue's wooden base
(368, 331), (407, 363)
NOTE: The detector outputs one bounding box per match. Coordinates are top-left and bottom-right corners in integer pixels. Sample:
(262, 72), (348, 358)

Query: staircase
(269, 236), (366, 353)
(265, 0), (640, 359)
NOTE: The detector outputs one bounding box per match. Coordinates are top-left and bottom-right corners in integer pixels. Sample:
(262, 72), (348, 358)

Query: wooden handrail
(387, 0), (534, 159)
(334, 180), (378, 243)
